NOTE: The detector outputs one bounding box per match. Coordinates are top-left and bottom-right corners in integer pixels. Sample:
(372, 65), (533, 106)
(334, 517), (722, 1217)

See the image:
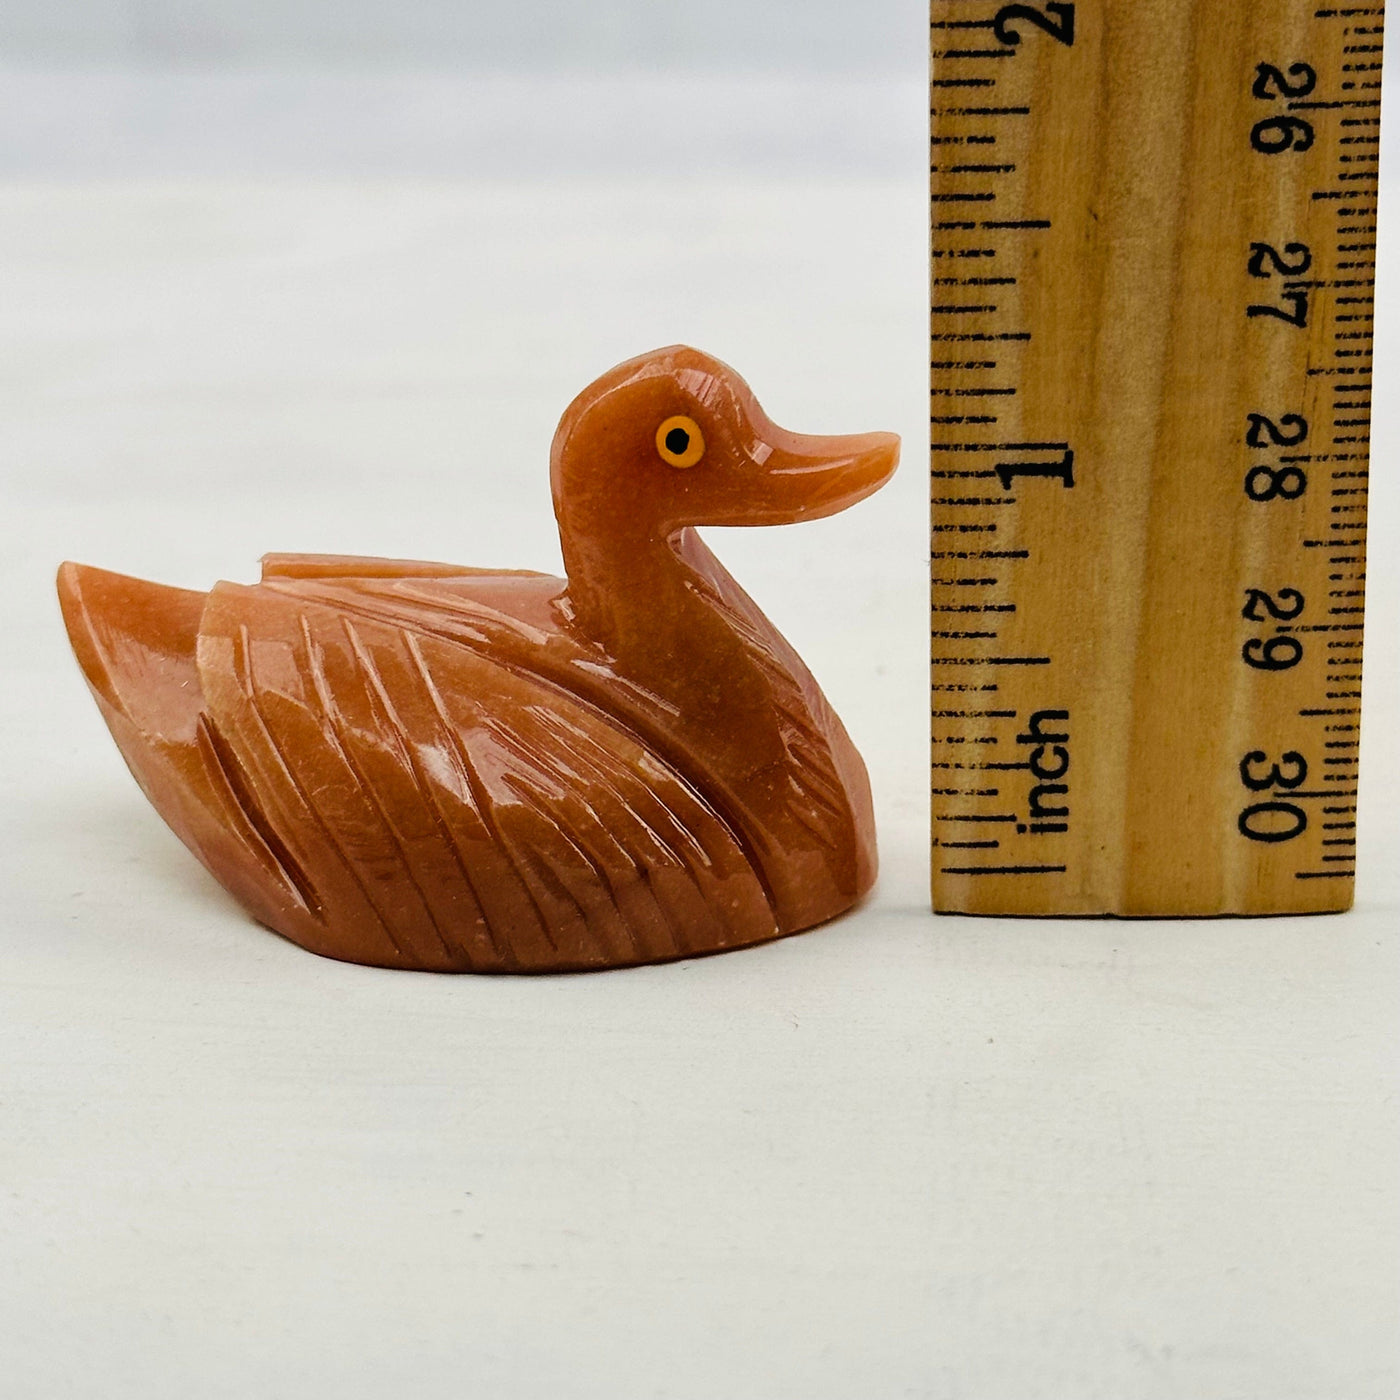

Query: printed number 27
(994, 3), (1076, 47)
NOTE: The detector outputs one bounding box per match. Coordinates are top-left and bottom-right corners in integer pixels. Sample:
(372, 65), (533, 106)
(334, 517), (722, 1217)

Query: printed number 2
(1252, 62), (1317, 100)
(994, 3), (1075, 47)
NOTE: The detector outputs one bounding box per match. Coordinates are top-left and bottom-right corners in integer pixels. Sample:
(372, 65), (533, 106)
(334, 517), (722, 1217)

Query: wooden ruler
(929, 0), (1381, 915)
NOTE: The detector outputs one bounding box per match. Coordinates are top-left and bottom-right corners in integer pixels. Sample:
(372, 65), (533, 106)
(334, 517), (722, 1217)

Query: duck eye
(655, 415), (705, 469)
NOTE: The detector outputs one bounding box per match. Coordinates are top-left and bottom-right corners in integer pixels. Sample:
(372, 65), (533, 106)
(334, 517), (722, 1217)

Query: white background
(1, 5), (1396, 1398)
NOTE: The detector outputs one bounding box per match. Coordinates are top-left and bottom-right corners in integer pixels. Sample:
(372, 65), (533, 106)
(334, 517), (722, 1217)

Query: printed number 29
(994, 3), (1075, 47)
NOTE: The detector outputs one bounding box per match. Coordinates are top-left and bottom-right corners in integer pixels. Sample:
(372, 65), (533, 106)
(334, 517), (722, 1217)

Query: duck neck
(559, 507), (740, 686)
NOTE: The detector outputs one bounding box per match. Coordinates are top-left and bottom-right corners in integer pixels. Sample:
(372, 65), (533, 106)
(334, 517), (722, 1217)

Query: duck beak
(742, 429), (900, 525)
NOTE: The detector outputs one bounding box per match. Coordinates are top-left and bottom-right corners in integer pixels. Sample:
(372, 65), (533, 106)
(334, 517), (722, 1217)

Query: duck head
(550, 346), (899, 537)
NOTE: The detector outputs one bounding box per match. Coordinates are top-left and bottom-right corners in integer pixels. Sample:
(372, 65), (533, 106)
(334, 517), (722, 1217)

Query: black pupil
(665, 427), (691, 456)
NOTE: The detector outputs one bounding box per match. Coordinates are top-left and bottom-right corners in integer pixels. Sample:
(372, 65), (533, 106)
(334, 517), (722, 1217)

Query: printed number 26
(994, 3), (1076, 47)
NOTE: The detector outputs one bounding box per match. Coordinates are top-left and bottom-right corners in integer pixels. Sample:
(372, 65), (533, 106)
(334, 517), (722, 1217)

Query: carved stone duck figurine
(58, 347), (899, 972)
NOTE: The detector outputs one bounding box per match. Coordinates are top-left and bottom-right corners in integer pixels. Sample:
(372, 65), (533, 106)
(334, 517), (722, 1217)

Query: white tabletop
(1, 84), (1396, 1400)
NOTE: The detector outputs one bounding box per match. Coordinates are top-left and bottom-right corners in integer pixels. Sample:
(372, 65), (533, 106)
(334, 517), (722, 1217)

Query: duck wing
(195, 580), (778, 971)
(263, 554), (874, 934)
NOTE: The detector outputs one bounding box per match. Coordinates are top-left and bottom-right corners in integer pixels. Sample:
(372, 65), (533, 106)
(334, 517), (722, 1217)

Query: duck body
(58, 348), (898, 972)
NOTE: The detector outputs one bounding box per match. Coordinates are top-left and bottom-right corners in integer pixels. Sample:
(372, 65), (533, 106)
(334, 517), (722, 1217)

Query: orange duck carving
(58, 347), (899, 972)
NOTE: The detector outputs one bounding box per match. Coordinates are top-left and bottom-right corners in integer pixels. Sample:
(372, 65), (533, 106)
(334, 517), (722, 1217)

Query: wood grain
(930, 0), (1380, 914)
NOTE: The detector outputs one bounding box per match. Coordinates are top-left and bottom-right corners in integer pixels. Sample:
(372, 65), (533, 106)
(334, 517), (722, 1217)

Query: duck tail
(58, 561), (208, 746)
(57, 562), (321, 943)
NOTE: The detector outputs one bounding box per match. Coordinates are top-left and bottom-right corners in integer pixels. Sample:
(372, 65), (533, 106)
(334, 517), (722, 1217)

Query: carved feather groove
(196, 714), (321, 919)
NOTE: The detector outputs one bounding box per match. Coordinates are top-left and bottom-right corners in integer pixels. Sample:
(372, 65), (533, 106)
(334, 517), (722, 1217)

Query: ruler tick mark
(940, 865), (1067, 876)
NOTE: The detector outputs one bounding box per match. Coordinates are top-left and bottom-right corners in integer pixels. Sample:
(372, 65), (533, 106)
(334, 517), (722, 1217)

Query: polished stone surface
(58, 348), (897, 970)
